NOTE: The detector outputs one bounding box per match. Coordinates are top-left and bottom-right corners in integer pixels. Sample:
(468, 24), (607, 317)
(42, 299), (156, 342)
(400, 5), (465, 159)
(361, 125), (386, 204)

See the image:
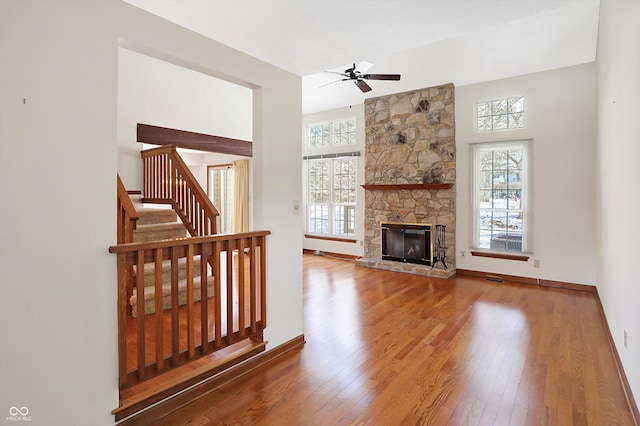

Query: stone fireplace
(354, 83), (456, 278)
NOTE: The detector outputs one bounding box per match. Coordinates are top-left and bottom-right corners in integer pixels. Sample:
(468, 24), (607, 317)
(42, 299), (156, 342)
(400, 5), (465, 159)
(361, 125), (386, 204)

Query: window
(306, 157), (357, 237)
(207, 165), (234, 234)
(476, 96), (525, 132)
(308, 118), (356, 148)
(305, 117), (358, 239)
(472, 141), (530, 253)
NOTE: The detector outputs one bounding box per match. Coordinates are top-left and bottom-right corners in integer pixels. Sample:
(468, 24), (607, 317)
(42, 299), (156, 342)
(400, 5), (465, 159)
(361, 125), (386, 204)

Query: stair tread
(135, 207), (178, 225)
(132, 221), (187, 243)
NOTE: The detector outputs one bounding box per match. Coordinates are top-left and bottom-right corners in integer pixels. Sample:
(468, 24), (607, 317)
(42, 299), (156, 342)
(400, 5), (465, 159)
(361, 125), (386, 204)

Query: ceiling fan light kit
(322, 60), (401, 93)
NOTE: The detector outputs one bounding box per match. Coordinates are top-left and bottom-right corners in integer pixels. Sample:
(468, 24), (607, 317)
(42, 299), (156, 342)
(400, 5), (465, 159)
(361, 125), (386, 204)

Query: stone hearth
(354, 83), (456, 278)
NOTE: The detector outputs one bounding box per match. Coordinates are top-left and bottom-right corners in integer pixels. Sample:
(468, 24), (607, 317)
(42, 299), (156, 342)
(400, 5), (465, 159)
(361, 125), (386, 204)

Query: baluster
(147, 156), (152, 198)
(226, 240), (234, 341)
(200, 242), (209, 354)
(160, 155), (165, 199)
(238, 238), (246, 338)
(136, 250), (145, 381)
(170, 247), (179, 365)
(213, 241), (222, 348)
(259, 237), (267, 329)
(154, 248), (164, 371)
(196, 201), (201, 236)
(249, 237), (257, 333)
(151, 156), (157, 198)
(117, 199), (123, 244)
(143, 157), (148, 197)
(186, 244), (195, 359)
(187, 189), (192, 233)
(164, 154), (170, 199)
(117, 253), (128, 388)
(164, 154), (171, 200)
(181, 175), (186, 221)
(155, 154), (159, 199)
(172, 166), (178, 208)
(200, 203), (204, 235)
(190, 198), (195, 235)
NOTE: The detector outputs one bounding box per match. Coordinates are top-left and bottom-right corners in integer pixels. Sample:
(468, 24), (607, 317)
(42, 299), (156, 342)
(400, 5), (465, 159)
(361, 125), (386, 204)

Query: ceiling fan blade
(363, 73), (401, 81)
(320, 78), (348, 88)
(355, 60), (374, 74)
(354, 80), (372, 93)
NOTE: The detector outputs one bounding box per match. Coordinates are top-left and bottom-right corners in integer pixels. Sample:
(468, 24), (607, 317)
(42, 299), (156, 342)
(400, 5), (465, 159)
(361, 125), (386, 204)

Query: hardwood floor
(148, 254), (635, 425)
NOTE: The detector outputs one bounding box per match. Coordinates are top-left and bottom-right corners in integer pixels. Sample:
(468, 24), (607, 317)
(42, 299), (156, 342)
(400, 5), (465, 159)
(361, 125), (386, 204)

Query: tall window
(207, 165), (234, 234)
(476, 96), (525, 132)
(472, 141), (530, 252)
(307, 157), (356, 237)
(305, 117), (358, 238)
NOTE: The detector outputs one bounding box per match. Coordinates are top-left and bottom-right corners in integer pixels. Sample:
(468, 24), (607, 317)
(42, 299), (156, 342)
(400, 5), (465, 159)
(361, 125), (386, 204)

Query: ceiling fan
(322, 60), (401, 93)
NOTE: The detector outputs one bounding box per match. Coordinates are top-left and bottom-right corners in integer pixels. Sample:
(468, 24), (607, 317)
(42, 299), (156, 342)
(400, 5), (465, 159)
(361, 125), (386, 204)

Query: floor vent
(485, 275), (504, 282)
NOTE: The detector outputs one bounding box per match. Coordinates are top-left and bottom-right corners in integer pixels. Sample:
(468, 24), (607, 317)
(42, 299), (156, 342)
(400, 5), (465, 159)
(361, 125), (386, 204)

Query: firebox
(381, 222), (433, 266)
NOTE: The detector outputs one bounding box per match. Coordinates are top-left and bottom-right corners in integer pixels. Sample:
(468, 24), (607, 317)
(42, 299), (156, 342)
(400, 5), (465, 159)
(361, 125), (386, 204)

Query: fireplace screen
(381, 223), (432, 265)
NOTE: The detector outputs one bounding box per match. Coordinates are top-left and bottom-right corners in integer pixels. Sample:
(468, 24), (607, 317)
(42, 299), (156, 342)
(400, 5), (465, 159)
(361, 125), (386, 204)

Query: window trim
(471, 139), (531, 253)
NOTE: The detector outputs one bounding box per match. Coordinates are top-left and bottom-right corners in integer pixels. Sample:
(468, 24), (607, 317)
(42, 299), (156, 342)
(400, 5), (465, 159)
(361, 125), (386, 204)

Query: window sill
(470, 250), (530, 261)
(304, 234), (357, 243)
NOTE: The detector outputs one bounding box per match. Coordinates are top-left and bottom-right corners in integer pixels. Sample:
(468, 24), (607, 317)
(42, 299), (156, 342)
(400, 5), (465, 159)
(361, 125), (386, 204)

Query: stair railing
(109, 230), (269, 391)
(117, 174), (139, 244)
(141, 145), (219, 236)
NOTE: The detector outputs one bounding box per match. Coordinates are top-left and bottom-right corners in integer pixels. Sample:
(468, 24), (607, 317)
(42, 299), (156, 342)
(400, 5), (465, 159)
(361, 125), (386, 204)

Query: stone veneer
(354, 83), (456, 278)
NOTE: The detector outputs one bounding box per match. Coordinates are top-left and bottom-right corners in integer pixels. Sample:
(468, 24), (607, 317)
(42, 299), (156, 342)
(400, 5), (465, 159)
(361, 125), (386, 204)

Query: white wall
(302, 105), (365, 258)
(0, 2), (119, 424)
(0, 1), (302, 424)
(596, 0), (640, 405)
(117, 47), (252, 190)
(456, 64), (598, 285)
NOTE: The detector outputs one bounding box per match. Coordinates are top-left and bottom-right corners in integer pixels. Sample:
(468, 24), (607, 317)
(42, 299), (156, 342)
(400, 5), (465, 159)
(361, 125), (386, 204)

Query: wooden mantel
(361, 183), (453, 191)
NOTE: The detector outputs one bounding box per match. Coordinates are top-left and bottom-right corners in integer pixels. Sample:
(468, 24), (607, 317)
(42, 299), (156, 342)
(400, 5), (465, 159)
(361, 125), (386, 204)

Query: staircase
(112, 154), (269, 421)
(128, 194), (214, 317)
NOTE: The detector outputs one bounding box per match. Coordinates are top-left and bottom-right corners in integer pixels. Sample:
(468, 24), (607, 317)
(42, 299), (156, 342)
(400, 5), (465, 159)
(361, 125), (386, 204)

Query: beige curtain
(233, 159), (250, 233)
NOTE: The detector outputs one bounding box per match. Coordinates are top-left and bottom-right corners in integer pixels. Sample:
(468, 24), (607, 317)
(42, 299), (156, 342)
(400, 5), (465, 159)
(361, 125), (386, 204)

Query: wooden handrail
(117, 174), (139, 244)
(109, 230), (270, 390)
(141, 145), (219, 236)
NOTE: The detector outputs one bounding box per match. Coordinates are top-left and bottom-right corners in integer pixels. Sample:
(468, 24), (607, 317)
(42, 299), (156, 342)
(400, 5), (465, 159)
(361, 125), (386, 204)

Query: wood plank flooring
(148, 254), (635, 425)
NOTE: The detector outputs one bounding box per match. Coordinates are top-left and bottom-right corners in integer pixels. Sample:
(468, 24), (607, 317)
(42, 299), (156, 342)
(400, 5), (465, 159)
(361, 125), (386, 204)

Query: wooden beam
(137, 123), (252, 157)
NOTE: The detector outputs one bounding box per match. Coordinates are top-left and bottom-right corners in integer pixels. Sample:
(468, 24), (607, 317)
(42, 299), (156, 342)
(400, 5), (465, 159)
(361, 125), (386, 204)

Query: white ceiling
(124, 0), (600, 114)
